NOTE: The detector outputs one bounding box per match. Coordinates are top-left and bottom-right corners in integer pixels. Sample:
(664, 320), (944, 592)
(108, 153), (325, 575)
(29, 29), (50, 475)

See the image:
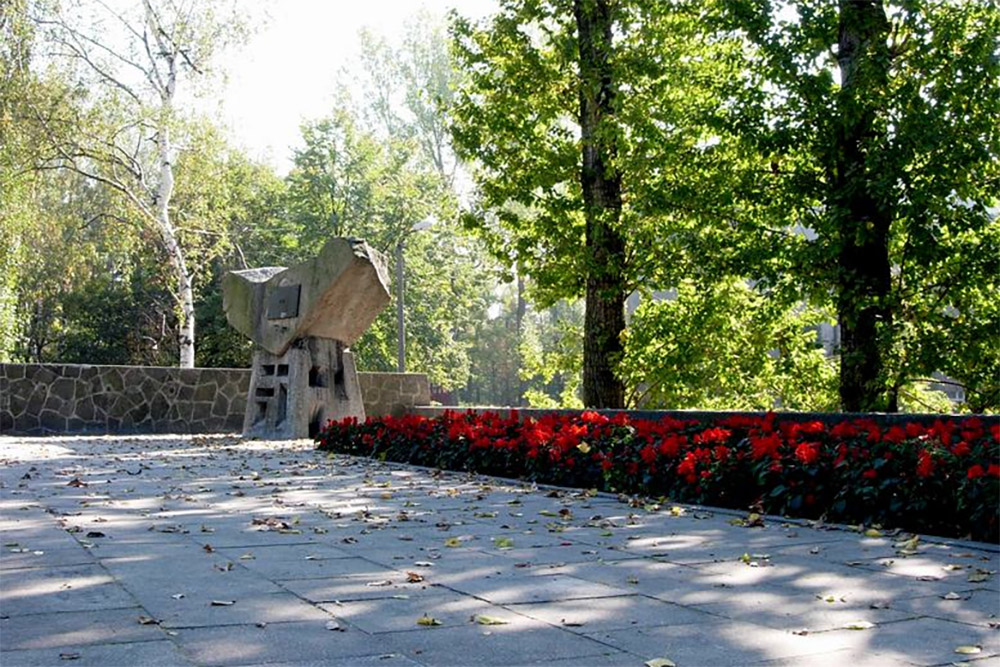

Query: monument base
(243, 337), (364, 439)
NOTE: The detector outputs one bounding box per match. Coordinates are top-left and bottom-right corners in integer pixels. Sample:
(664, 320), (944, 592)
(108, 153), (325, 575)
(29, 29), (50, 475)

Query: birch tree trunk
(145, 0), (195, 367)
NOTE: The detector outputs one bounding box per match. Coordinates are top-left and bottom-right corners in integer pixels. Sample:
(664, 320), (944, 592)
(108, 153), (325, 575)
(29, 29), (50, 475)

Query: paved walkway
(1, 435), (997, 667)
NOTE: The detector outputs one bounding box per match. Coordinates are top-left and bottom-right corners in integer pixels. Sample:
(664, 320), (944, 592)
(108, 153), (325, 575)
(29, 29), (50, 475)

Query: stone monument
(222, 238), (390, 439)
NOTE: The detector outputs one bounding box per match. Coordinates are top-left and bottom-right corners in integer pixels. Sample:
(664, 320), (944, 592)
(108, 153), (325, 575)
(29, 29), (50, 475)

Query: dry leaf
(59, 652), (81, 661)
(843, 620), (875, 630)
(406, 571), (425, 583)
(864, 528), (883, 538)
(493, 537), (514, 549)
(444, 537), (462, 548)
(203, 544), (214, 553)
(416, 614), (442, 626)
(954, 645), (982, 655)
(472, 614), (508, 625)
(137, 615), (158, 625)
(210, 600), (235, 606)
(941, 592), (963, 600)
(171, 593), (185, 600)
(645, 659), (677, 667)
(325, 620), (344, 631)
(366, 579), (393, 587)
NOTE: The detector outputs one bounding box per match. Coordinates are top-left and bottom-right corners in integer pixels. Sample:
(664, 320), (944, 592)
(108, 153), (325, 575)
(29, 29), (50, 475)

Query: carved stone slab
(222, 238), (390, 357)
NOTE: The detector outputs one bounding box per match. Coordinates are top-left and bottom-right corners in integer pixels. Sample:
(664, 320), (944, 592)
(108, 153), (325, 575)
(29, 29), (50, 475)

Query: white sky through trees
(209, 0), (497, 174)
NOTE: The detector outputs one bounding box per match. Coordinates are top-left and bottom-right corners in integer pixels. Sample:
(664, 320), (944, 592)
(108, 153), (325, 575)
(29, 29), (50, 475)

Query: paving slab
(0, 639), (194, 666)
(172, 620), (399, 666)
(2, 433), (998, 667)
(0, 606), (163, 650)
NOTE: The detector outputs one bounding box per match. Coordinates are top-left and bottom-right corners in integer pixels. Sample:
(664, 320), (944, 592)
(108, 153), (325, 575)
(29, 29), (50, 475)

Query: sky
(209, 0), (497, 174)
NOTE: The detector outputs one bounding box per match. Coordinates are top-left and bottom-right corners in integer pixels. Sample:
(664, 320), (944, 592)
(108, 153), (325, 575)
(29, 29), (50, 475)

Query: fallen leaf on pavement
(843, 620), (875, 630)
(416, 614), (442, 626)
(493, 537), (514, 549)
(210, 600), (235, 606)
(645, 659), (677, 667)
(472, 614), (508, 625)
(954, 645), (982, 655)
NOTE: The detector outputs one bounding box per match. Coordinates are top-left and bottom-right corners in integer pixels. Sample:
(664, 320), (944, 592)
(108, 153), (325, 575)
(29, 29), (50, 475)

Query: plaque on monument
(267, 284), (300, 319)
(222, 238), (390, 439)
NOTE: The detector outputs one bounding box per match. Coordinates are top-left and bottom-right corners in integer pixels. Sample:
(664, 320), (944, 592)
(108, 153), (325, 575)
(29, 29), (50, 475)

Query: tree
(714, 0), (1000, 411)
(283, 107), (492, 390)
(0, 0), (41, 360)
(451, 0), (632, 408)
(28, 0), (249, 367)
(620, 280), (838, 411)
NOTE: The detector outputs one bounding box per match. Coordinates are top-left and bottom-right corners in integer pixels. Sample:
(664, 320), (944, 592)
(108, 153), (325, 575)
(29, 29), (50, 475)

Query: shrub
(315, 410), (1000, 541)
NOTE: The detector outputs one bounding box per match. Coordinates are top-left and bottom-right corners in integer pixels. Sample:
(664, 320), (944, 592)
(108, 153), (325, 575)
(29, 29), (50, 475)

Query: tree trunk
(146, 4), (195, 368)
(515, 267), (526, 406)
(574, 0), (626, 409)
(832, 0), (893, 412)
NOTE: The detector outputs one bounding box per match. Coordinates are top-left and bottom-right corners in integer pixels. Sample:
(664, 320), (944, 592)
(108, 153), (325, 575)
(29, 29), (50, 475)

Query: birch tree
(30, 0), (247, 367)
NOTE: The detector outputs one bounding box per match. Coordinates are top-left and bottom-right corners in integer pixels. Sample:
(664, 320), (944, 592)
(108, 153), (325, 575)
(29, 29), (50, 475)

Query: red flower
(988, 464), (1000, 478)
(830, 421), (858, 439)
(677, 452), (697, 478)
(916, 450), (935, 478)
(695, 427), (732, 445)
(713, 445), (730, 462)
(580, 411), (608, 425)
(862, 469), (877, 480)
(657, 435), (684, 458)
(794, 442), (820, 466)
(639, 446), (658, 465)
(750, 433), (782, 461)
(951, 441), (970, 458)
(883, 426), (907, 445)
(967, 465), (985, 480)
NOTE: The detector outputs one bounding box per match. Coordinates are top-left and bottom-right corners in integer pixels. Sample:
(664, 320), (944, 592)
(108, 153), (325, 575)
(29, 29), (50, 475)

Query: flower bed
(315, 410), (1000, 542)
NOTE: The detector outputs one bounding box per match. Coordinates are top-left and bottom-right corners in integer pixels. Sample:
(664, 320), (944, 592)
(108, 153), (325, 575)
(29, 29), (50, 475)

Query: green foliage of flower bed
(315, 410), (1000, 542)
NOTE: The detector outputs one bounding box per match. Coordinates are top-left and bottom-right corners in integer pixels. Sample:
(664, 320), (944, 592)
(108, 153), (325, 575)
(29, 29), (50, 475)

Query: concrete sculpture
(222, 238), (390, 438)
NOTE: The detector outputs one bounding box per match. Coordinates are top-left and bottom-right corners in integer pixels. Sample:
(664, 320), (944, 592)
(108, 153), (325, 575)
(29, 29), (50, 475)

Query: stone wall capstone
(0, 364), (431, 436)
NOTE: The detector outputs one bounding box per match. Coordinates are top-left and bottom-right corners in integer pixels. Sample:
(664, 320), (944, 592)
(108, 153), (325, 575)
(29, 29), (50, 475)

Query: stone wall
(358, 372), (432, 418)
(0, 364), (430, 436)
